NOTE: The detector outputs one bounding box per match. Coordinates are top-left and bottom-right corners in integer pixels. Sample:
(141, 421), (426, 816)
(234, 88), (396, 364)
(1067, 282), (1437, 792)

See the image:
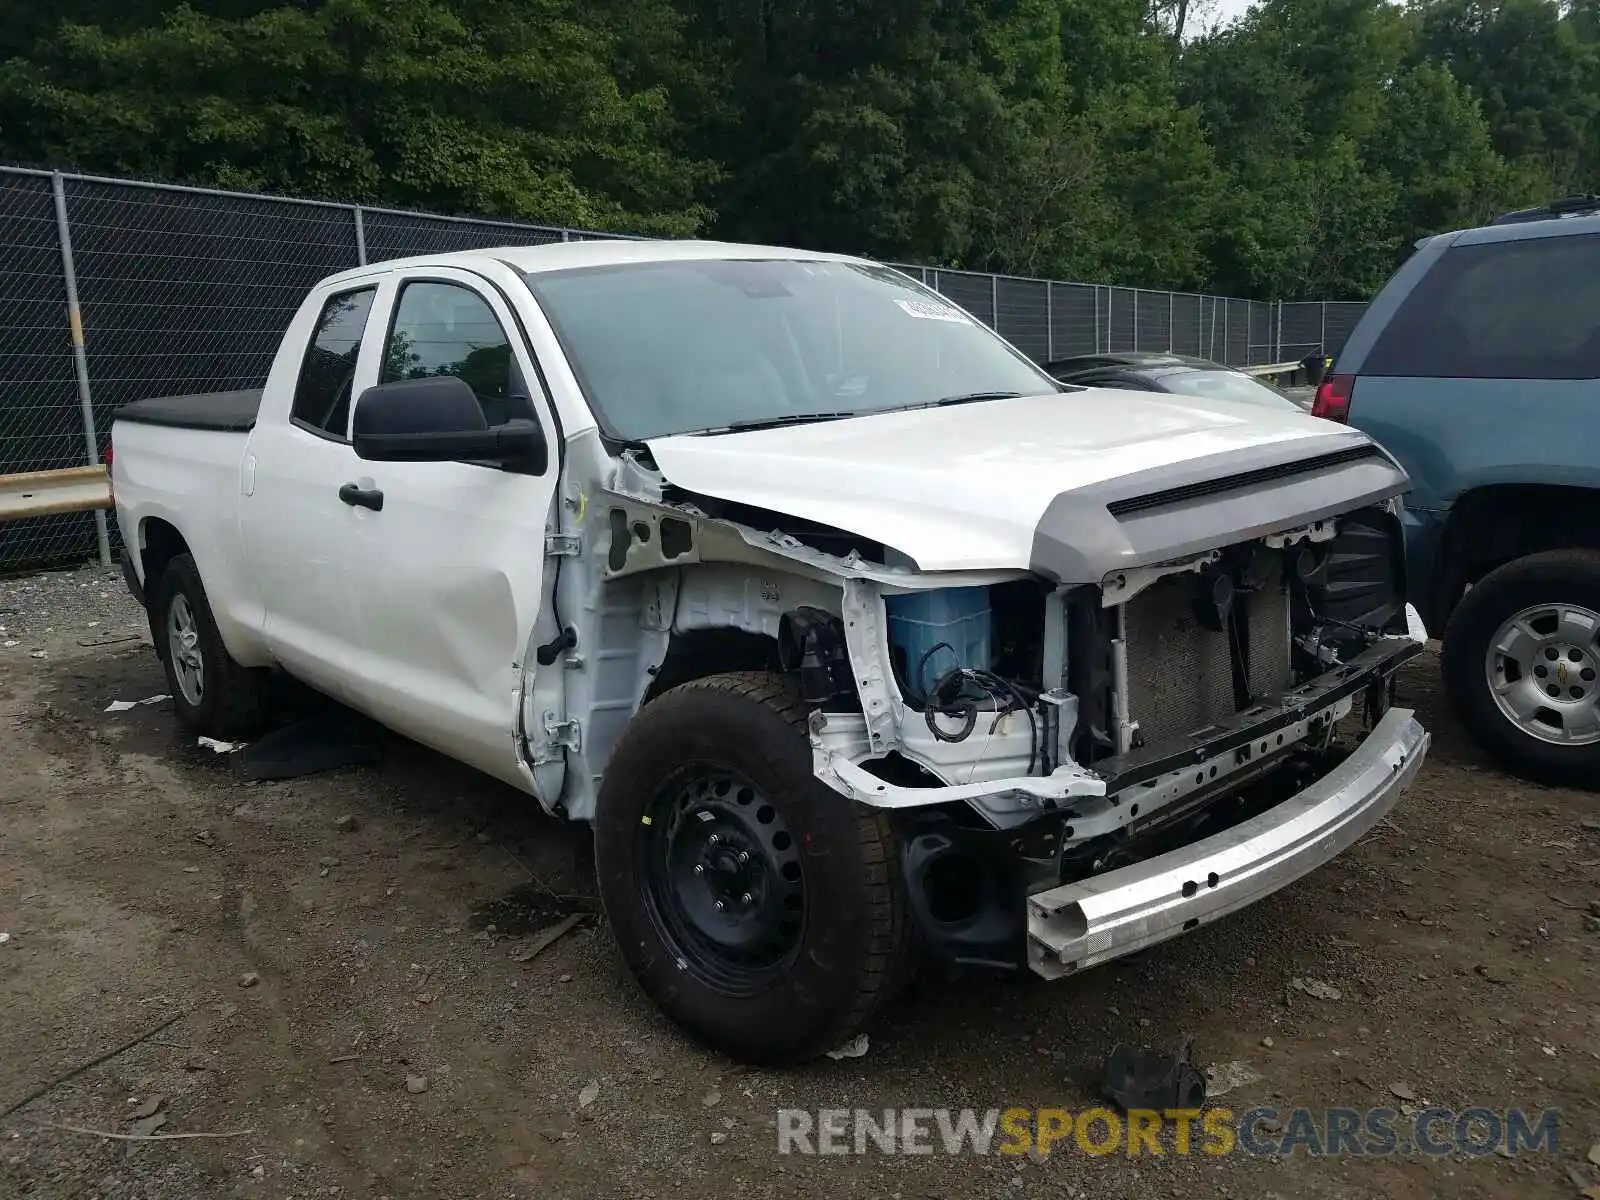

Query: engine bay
(835, 502), (1410, 777)
(794, 503), (1420, 968)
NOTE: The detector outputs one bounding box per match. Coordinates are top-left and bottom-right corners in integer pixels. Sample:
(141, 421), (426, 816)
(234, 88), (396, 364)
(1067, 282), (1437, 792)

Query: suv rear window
(1363, 232), (1600, 379)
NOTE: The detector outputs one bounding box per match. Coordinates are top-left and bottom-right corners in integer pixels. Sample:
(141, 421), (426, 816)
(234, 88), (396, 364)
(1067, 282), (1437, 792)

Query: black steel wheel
(594, 672), (911, 1064)
(639, 768), (807, 997)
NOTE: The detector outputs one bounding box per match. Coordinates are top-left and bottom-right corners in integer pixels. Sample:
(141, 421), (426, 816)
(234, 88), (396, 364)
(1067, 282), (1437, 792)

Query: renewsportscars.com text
(776, 1106), (1559, 1159)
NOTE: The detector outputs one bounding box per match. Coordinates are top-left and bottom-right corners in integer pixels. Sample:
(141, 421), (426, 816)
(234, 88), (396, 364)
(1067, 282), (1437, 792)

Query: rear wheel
(594, 672), (910, 1064)
(1442, 549), (1600, 789)
(150, 553), (271, 739)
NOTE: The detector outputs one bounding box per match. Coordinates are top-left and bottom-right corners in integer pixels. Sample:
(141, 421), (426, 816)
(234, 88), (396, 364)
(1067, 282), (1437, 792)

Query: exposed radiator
(1247, 561), (1292, 700)
(1121, 561), (1292, 747)
(1121, 576), (1236, 745)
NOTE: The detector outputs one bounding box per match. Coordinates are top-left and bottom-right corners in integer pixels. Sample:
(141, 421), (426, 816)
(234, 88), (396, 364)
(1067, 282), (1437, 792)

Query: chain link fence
(1274, 300), (1370, 367)
(887, 269), (1293, 367)
(0, 165), (1371, 572)
(0, 172), (81, 570)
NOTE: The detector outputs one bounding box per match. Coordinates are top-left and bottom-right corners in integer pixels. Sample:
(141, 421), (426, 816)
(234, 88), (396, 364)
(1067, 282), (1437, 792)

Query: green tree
(2, 0), (1595, 301)
(1181, 0), (1524, 297)
(0, 0), (717, 234)
(1367, 59), (1513, 238)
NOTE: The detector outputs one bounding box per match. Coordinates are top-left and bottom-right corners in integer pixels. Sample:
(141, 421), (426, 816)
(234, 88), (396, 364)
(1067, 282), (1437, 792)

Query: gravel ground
(1, 562), (1597, 1199)
(0, 563), (147, 659)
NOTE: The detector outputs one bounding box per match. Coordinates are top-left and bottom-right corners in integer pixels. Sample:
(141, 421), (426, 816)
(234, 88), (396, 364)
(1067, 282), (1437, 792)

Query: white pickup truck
(111, 240), (1430, 1063)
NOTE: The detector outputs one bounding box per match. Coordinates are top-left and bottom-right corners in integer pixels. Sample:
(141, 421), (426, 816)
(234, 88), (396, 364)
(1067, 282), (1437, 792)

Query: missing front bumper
(1026, 706), (1428, 980)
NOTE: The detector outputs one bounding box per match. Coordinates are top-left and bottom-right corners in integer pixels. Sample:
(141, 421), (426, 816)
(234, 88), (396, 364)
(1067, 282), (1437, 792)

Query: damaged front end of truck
(814, 436), (1430, 980)
(544, 422), (1430, 986)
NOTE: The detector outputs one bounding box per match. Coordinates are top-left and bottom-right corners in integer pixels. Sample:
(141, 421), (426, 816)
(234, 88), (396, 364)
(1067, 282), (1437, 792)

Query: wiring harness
(911, 641), (1039, 774)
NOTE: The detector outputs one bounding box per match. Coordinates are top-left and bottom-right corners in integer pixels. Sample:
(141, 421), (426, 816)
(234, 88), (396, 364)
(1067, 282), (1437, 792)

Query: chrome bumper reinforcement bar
(1027, 707), (1429, 980)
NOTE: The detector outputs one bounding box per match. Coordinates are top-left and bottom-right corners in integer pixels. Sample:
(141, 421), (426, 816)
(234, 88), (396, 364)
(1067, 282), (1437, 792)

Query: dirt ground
(2, 565), (1597, 1200)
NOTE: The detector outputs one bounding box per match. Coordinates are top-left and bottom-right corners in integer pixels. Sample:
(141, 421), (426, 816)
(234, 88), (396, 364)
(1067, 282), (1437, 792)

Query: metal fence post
(1131, 290), (1139, 352)
(1168, 292), (1175, 352)
(990, 273), (999, 331)
(51, 171), (110, 567)
(1320, 302), (1328, 359)
(1045, 283), (1055, 361)
(1275, 300), (1284, 362)
(1095, 286), (1103, 353)
(1223, 302), (1230, 365)
(353, 204), (368, 266)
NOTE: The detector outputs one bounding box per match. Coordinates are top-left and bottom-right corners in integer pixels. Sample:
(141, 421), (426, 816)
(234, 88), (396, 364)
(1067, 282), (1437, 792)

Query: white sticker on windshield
(895, 297), (970, 323)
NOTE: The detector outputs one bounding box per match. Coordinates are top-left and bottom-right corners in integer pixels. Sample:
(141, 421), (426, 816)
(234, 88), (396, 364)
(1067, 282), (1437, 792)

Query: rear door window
(1363, 232), (1600, 379)
(292, 287), (377, 439)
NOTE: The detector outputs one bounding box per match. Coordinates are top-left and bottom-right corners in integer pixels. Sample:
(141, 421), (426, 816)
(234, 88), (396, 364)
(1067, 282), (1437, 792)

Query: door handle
(338, 483), (384, 511)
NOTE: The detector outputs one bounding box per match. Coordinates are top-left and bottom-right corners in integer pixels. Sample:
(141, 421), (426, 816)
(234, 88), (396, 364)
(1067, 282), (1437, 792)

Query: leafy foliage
(2, 0), (1598, 297)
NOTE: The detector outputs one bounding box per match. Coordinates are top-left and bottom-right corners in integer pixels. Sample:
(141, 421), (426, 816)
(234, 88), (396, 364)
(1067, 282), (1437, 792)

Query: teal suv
(1315, 196), (1600, 787)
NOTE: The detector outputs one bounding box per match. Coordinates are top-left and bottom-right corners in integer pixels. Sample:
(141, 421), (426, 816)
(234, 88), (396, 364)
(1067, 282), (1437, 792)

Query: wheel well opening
(139, 518), (190, 607)
(1438, 485), (1600, 624)
(643, 627), (783, 706)
(921, 851), (987, 924)
(861, 752), (946, 789)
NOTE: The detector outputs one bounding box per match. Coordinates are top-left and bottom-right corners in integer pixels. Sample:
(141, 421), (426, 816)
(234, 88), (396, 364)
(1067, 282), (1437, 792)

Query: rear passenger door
(241, 281), (383, 701)
(338, 268), (562, 789)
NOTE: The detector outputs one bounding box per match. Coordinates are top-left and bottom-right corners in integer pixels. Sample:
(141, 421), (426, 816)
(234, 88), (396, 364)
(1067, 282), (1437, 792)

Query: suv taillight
(1312, 373), (1355, 422)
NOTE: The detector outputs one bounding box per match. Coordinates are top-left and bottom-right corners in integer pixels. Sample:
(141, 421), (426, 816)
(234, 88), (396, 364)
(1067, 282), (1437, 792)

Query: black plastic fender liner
(120, 550), (145, 608)
(778, 606), (854, 706)
(1028, 431), (1410, 585)
(898, 813), (1069, 971)
(1305, 505), (1408, 634)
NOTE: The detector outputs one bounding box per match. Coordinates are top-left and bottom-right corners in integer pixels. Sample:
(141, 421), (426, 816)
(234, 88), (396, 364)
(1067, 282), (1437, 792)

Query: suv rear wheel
(1442, 549), (1600, 789)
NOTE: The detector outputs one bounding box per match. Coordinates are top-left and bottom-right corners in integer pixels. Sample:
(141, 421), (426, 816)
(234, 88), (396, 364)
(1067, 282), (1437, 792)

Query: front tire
(1442, 549), (1600, 789)
(594, 672), (909, 1064)
(150, 553), (270, 739)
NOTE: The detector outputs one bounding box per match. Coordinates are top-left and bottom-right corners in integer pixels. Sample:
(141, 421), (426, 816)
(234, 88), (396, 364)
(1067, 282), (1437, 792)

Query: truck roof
(324, 238), (863, 285)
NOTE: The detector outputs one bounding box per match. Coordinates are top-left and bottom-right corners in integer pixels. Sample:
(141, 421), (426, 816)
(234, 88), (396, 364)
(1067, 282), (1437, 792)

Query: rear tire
(150, 553), (270, 740)
(1442, 549), (1600, 789)
(593, 671), (910, 1064)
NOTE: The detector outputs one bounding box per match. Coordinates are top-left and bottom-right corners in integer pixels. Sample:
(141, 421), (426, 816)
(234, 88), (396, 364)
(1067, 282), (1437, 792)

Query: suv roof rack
(1491, 195), (1600, 225)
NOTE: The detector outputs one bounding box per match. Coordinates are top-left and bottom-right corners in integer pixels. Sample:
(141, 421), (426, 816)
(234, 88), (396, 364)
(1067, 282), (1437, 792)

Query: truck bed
(115, 389), (263, 433)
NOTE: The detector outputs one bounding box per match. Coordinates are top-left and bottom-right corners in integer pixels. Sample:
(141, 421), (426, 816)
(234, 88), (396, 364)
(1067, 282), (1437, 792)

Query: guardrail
(1240, 357), (1331, 389)
(1240, 360), (1304, 378)
(0, 465), (111, 524)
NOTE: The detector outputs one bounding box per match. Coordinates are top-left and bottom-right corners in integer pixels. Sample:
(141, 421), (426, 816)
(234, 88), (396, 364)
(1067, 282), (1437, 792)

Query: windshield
(522, 258), (1058, 439)
(1156, 369), (1299, 411)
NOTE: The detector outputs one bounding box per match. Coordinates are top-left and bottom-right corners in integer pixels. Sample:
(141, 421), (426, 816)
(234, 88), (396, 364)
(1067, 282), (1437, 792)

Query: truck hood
(644, 389), (1408, 581)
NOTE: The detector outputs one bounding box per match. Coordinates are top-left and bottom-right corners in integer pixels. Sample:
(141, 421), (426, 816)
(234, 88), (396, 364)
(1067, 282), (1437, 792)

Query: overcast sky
(1202, 0), (1257, 32)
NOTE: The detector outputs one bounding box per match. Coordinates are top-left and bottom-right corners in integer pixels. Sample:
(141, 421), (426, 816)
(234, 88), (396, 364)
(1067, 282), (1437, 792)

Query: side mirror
(352, 377), (546, 473)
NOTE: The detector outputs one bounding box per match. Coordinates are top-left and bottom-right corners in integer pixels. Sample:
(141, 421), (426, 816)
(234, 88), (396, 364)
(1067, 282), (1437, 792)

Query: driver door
(337, 268), (562, 789)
